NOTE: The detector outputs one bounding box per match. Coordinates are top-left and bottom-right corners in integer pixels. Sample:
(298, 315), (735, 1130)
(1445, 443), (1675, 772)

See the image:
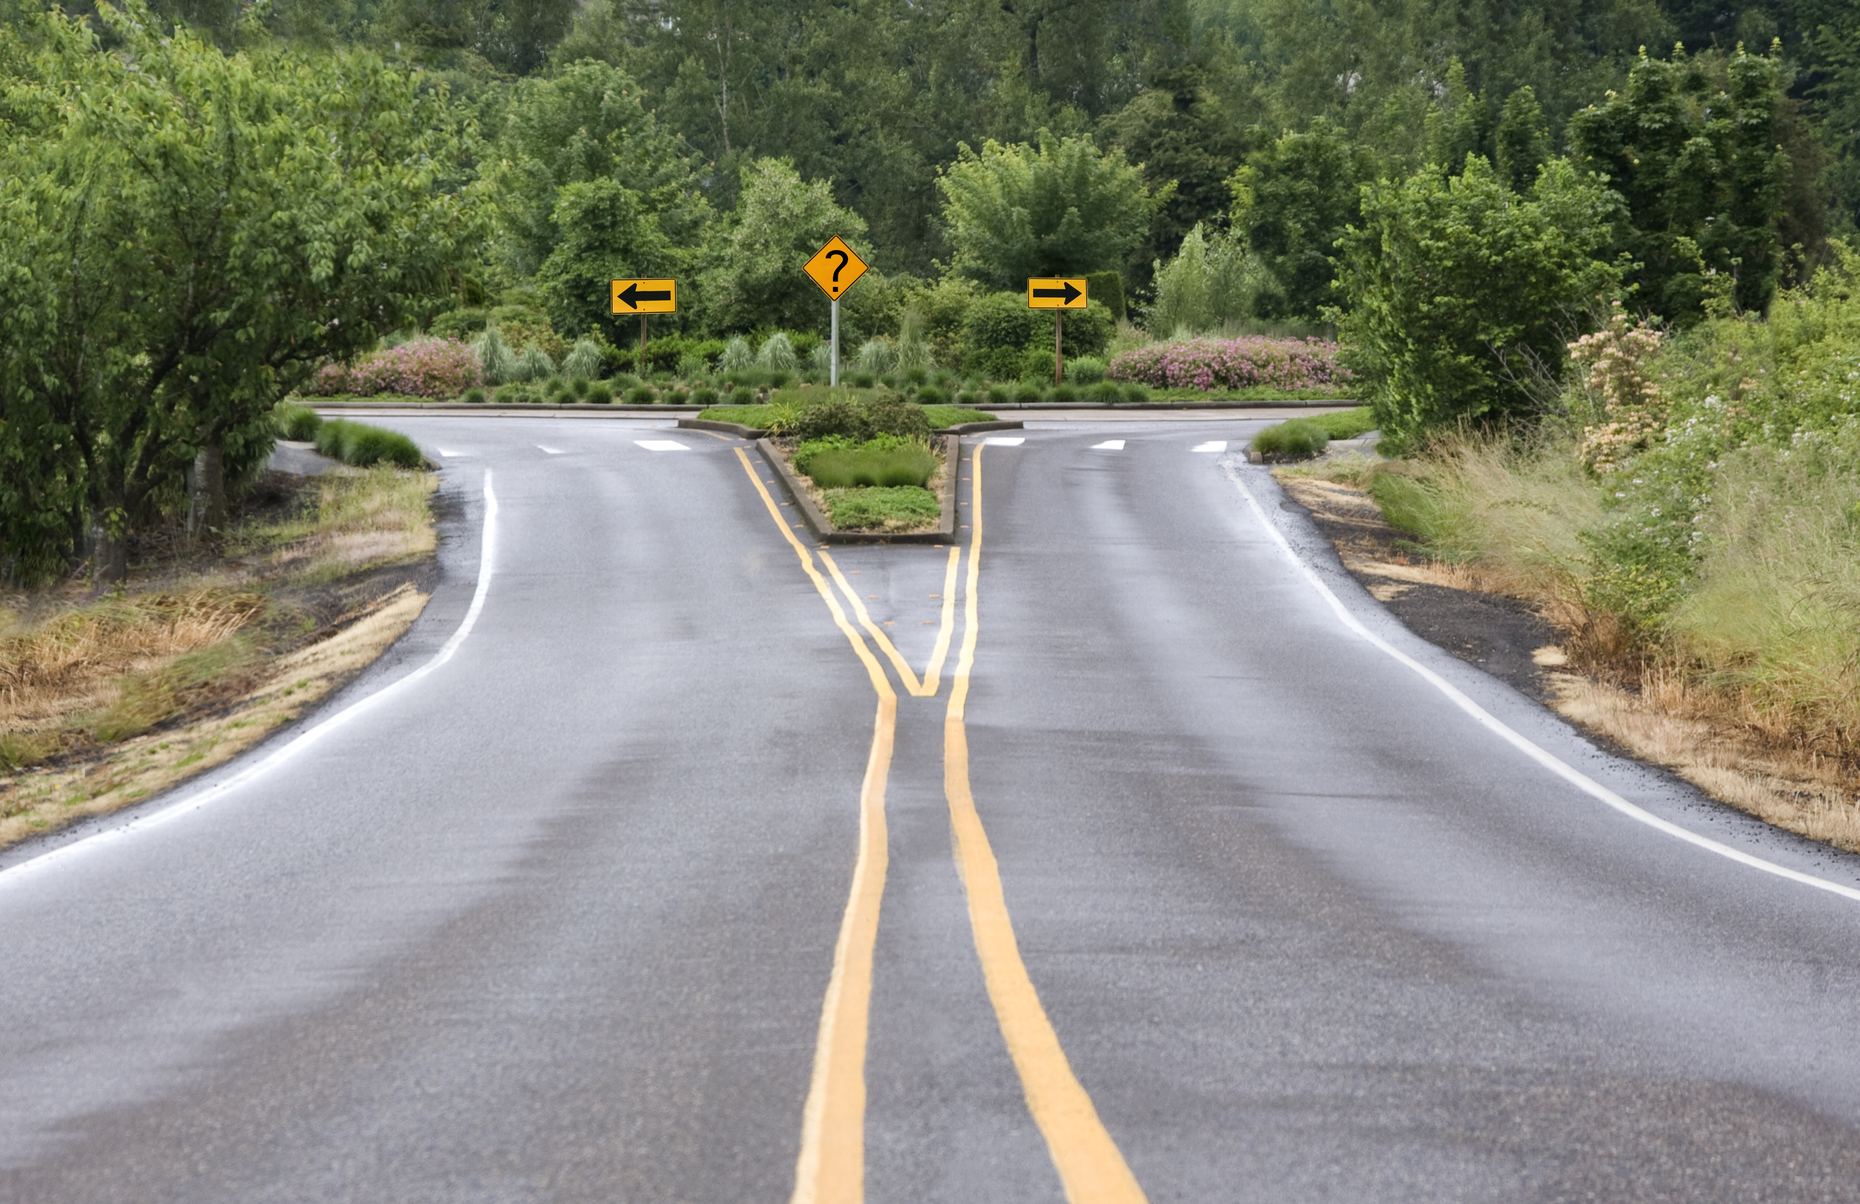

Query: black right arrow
(619, 282), (673, 308)
(1032, 282), (1082, 305)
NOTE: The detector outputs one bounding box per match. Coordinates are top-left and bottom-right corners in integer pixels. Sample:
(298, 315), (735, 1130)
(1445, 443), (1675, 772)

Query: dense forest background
(6, 0), (1860, 582)
(21, 0), (1859, 305)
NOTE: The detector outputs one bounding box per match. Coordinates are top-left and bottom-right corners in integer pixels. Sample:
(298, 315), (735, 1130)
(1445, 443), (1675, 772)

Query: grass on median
(822, 486), (941, 532)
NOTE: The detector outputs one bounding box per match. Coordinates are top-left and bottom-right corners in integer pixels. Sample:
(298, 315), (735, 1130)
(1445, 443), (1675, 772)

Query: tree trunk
(188, 443), (228, 539)
(93, 522), (128, 587)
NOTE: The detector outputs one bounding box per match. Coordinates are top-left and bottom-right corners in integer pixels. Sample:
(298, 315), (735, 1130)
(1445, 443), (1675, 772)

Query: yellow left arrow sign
(612, 278), (678, 314)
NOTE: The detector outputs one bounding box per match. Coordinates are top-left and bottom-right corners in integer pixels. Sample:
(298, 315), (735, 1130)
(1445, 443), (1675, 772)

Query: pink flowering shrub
(1107, 337), (1348, 392)
(301, 337), (482, 399)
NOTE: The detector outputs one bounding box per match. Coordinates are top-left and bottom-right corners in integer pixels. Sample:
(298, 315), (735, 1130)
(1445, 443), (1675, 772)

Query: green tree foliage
(1098, 65), (1246, 288)
(937, 133), (1169, 288)
(1228, 119), (1374, 320)
(1493, 85), (1552, 189)
(1568, 44), (1795, 321)
(492, 60), (708, 278)
(537, 179), (672, 343)
(696, 158), (869, 334)
(0, 4), (475, 581)
(1148, 224), (1260, 334)
(1334, 156), (1624, 450)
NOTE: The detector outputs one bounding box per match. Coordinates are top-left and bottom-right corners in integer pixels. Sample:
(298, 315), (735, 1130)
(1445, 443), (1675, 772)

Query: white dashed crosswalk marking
(1191, 440), (1228, 454)
(436, 448), (467, 458)
(1091, 439), (1126, 450)
(635, 440), (690, 452)
(537, 445), (566, 456)
(984, 436), (1025, 446)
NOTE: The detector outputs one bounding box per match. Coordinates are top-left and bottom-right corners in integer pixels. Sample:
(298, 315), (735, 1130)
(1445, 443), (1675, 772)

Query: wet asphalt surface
(4, 414), (1860, 1202)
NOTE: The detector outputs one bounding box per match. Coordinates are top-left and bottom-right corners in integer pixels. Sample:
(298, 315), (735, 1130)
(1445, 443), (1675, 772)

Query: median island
(702, 392), (993, 537)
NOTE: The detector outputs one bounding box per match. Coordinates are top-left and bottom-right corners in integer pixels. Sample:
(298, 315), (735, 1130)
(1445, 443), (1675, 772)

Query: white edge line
(1223, 460), (1860, 906)
(1091, 439), (1126, 450)
(0, 471), (501, 890)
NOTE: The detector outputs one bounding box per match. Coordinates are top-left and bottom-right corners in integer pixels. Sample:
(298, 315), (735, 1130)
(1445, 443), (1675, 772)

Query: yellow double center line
(734, 445), (1144, 1204)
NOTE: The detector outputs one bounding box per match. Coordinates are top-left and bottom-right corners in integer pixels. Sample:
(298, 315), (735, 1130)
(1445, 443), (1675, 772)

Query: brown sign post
(1028, 278), (1088, 384)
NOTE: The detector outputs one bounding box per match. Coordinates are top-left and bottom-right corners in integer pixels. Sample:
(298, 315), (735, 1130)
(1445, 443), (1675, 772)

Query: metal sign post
(805, 238), (869, 391)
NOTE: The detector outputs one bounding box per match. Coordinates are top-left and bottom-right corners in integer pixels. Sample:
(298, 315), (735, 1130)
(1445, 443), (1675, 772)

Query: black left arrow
(619, 282), (672, 307)
(1032, 282), (1082, 305)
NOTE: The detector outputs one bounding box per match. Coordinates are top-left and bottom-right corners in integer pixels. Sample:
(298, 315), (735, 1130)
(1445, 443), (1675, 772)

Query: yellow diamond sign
(804, 237), (869, 300)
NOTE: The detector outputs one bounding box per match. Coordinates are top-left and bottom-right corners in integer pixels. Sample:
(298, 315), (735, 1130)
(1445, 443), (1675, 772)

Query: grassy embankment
(0, 411), (436, 849)
(1294, 269), (1860, 847)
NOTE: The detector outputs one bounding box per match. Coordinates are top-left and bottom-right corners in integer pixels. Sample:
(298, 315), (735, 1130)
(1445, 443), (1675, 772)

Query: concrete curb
(678, 417), (767, 439)
(940, 420), (1024, 434)
(756, 435), (959, 546)
(311, 403), (703, 415)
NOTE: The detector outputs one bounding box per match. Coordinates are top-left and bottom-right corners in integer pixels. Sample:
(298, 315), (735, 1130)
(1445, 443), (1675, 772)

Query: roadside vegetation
(759, 396), (951, 533)
(1, 455), (436, 848)
(1252, 406), (1376, 461)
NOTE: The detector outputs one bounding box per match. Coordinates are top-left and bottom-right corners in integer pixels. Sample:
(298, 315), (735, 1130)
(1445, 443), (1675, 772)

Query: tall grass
(1671, 430), (1860, 752)
(795, 438), (938, 488)
(314, 420), (425, 469)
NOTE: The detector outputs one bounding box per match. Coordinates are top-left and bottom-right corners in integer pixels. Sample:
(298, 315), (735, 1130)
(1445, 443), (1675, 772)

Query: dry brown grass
(1, 591), (264, 733)
(0, 465), (436, 850)
(1550, 669), (1860, 853)
(0, 586), (427, 847)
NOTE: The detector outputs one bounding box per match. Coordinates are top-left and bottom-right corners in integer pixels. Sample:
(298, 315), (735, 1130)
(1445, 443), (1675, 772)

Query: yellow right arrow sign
(1027, 277), (1088, 309)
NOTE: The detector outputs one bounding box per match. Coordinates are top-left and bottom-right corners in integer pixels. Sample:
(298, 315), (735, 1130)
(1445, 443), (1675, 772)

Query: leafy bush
(1049, 383), (1077, 404)
(1107, 336), (1346, 392)
(303, 338), (481, 400)
(494, 383), (527, 404)
(1012, 383), (1043, 404)
(690, 385), (720, 406)
(313, 419), (425, 468)
(1067, 356), (1107, 384)
(1148, 224), (1264, 334)
(461, 387), (487, 405)
(1252, 418), (1331, 460)
(562, 337), (606, 380)
(728, 386), (756, 406)
(429, 307), (489, 341)
(275, 404), (322, 441)
(626, 385), (655, 405)
(586, 382), (614, 404)
(916, 385), (949, 405)
(1334, 156), (1622, 451)
(1085, 381), (1122, 404)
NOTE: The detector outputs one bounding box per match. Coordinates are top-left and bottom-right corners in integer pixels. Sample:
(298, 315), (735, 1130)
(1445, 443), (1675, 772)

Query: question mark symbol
(827, 249), (849, 290)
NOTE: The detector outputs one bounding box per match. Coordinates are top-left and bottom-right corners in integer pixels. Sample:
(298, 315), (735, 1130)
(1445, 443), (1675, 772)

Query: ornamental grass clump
(1251, 418), (1331, 460)
(561, 337), (606, 381)
(473, 327), (519, 386)
(718, 335), (755, 374)
(1107, 336), (1347, 392)
(758, 332), (799, 372)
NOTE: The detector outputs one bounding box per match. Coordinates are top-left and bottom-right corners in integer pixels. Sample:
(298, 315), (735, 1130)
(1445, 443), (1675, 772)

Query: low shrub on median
(795, 435), (938, 489)
(1252, 418), (1331, 461)
(313, 419), (425, 469)
(274, 404), (322, 441)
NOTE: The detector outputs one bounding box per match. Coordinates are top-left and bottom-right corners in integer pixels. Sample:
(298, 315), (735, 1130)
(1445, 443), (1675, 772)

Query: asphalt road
(5, 415), (1860, 1202)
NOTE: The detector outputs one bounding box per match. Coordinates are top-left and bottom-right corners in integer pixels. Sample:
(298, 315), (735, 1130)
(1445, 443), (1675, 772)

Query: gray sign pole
(830, 298), (840, 389)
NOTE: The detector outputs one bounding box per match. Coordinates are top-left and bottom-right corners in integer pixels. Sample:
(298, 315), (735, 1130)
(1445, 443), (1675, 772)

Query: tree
(1099, 65), (1249, 290)
(695, 158), (870, 334)
(492, 59), (709, 278)
(1493, 85), (1552, 189)
(936, 132), (1169, 287)
(1228, 118), (1374, 319)
(1568, 44), (1794, 321)
(1334, 156), (1624, 450)
(1147, 223), (1261, 335)
(0, 5), (477, 581)
(537, 179), (672, 343)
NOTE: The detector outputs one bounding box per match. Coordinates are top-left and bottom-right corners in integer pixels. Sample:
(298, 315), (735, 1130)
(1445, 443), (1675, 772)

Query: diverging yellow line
(944, 445), (1149, 1204)
(734, 450), (895, 1204)
(819, 546), (961, 698)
